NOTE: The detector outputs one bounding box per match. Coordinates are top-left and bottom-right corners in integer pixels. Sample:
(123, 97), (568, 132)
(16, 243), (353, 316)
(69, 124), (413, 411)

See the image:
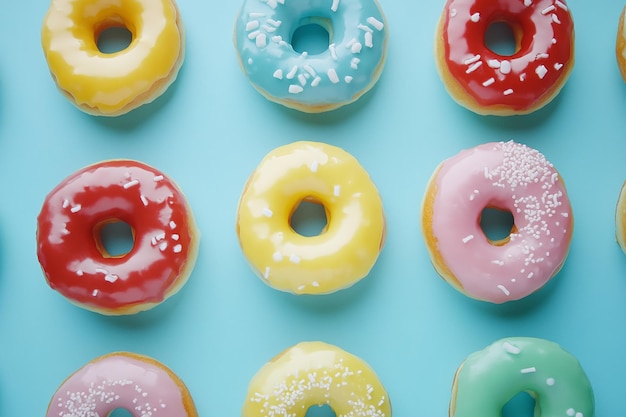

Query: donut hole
(95, 220), (135, 258)
(290, 199), (328, 237)
(479, 207), (515, 245)
(484, 21), (519, 56)
(305, 404), (336, 417)
(291, 18), (332, 55)
(96, 25), (133, 54)
(502, 391), (537, 417)
(109, 409), (133, 417)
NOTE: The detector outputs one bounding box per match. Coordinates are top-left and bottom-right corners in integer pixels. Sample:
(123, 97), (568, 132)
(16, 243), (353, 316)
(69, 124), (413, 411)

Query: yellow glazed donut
(617, 6), (626, 81)
(243, 341), (391, 417)
(236, 141), (385, 295)
(41, 0), (185, 116)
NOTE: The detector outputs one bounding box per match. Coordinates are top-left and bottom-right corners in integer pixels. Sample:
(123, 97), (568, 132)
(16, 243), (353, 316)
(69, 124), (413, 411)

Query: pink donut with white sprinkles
(421, 141), (573, 303)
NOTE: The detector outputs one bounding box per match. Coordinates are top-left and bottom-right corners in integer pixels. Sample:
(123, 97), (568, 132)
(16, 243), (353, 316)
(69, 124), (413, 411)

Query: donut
(616, 6), (626, 81)
(421, 141), (573, 303)
(615, 181), (626, 252)
(236, 141), (385, 294)
(450, 337), (594, 417)
(41, 0), (185, 116)
(434, 0), (575, 115)
(36, 160), (200, 315)
(233, 0), (388, 113)
(243, 341), (391, 417)
(46, 352), (198, 417)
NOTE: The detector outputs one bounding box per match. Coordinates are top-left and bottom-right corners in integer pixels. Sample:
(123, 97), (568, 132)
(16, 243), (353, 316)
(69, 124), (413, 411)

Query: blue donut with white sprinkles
(234, 0), (388, 113)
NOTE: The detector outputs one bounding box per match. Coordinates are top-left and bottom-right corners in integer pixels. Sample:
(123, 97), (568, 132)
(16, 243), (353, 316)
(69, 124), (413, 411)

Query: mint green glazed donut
(450, 337), (594, 417)
(233, 0), (388, 113)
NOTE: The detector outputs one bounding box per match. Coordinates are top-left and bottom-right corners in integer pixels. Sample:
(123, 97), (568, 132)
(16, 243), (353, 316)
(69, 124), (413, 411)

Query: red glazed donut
(434, 0), (575, 115)
(36, 160), (200, 315)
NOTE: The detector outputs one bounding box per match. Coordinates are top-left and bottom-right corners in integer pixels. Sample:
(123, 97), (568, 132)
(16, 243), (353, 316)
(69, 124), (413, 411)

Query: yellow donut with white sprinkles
(243, 341), (391, 417)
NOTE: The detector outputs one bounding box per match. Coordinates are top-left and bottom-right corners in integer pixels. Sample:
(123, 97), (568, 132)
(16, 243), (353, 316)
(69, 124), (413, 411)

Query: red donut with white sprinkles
(36, 160), (200, 315)
(435, 0), (575, 115)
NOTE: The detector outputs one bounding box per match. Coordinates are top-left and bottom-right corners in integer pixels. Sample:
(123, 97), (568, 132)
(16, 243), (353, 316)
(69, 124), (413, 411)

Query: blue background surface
(0, 0), (623, 415)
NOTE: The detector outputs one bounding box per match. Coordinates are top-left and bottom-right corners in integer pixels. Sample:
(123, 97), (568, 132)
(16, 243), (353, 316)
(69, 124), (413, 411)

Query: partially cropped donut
(236, 141), (385, 294)
(36, 160), (200, 315)
(421, 141), (573, 303)
(233, 0), (388, 112)
(434, 0), (575, 115)
(243, 341), (391, 417)
(46, 352), (198, 417)
(616, 6), (626, 81)
(450, 337), (594, 417)
(41, 0), (185, 116)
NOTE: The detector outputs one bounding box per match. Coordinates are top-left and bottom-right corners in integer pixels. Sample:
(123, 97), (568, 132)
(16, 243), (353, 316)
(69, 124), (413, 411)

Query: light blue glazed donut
(233, 0), (388, 113)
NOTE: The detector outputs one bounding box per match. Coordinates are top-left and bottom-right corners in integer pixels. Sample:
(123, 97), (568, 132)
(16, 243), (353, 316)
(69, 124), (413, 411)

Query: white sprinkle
(312, 281), (320, 287)
(297, 285), (306, 291)
(503, 341), (521, 354)
(263, 267), (270, 280)
(528, 272), (534, 279)
(552, 14), (561, 24)
(331, 0), (340, 11)
(344, 76), (353, 83)
(482, 77), (495, 87)
(520, 73), (527, 81)
(267, 19), (282, 27)
(504, 88), (514, 95)
(554, 63), (563, 70)
(92, 289), (99, 296)
(364, 32), (373, 48)
(303, 65), (316, 77)
(329, 43), (338, 60)
(159, 242), (168, 251)
(248, 30), (260, 39)
(71, 204), (82, 213)
(575, 413), (583, 417)
(535, 53), (549, 60)
(298, 74), (307, 86)
(246, 20), (260, 31)
(462, 235), (474, 243)
(464, 54), (481, 65)
(262, 208), (273, 218)
(358, 23), (373, 33)
(535, 64), (548, 79)
(290, 254), (301, 264)
(273, 252), (283, 262)
(261, 24), (276, 33)
(351, 42), (362, 53)
(524, 0), (532, 5)
(327, 69), (340, 83)
(273, 69), (283, 79)
(367, 16), (384, 31)
(541, 5), (556, 14)
(140, 195), (148, 206)
(500, 60), (512, 74)
(286, 65), (298, 79)
(450, 8), (457, 17)
(153, 175), (164, 182)
(566, 409), (575, 417)
(334, 185), (341, 196)
(288, 83), (302, 93)
(249, 12), (265, 18)
(351, 58), (361, 69)
(492, 260), (505, 266)
(311, 76), (322, 87)
(546, 378), (555, 386)
(168, 221), (176, 230)
(497, 285), (511, 296)
(256, 34), (267, 48)
(173, 244), (182, 253)
(556, 0), (568, 11)
(105, 273), (118, 283)
(487, 59), (501, 68)
(76, 270), (84, 276)
(521, 367), (536, 374)
(62, 199), (70, 208)
(124, 179), (139, 189)
(466, 61), (482, 74)
(172, 234), (179, 241)
(470, 12), (480, 22)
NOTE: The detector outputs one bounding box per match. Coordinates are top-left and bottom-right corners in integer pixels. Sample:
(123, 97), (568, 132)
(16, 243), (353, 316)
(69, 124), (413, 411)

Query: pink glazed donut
(46, 352), (198, 417)
(421, 141), (573, 303)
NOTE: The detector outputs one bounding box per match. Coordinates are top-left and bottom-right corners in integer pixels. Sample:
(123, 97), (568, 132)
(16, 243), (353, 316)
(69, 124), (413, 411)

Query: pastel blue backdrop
(0, 0), (623, 416)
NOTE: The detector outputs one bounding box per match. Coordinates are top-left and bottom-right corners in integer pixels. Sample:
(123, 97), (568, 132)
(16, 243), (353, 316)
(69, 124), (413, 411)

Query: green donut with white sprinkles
(450, 337), (594, 417)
